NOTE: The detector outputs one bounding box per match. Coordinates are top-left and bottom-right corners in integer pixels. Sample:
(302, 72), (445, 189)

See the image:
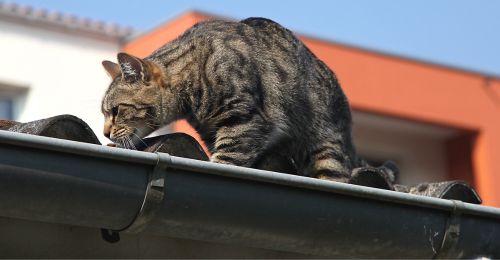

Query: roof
(0, 2), (135, 41)
(0, 115), (498, 258)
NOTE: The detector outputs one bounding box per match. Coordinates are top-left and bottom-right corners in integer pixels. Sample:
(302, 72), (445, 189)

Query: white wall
(0, 20), (119, 143)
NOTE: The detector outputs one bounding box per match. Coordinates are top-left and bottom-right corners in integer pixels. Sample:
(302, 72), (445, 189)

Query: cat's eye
(111, 106), (119, 117)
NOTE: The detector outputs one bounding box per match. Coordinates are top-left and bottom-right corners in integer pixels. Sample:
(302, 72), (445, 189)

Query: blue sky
(9, 0), (500, 76)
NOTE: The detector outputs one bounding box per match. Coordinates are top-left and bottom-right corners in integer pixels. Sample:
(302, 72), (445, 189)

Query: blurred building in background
(0, 2), (132, 140)
(1, 3), (500, 206)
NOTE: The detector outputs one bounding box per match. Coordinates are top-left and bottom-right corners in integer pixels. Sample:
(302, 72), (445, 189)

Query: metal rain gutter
(0, 130), (499, 258)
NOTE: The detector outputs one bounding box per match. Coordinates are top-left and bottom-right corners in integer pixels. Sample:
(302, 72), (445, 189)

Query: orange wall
(122, 12), (500, 207)
(123, 11), (211, 58)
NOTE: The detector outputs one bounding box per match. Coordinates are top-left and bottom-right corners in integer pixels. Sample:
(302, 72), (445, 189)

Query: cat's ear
(117, 52), (150, 83)
(102, 60), (121, 79)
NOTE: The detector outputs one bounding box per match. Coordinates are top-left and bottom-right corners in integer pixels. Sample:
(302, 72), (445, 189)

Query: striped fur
(101, 18), (363, 180)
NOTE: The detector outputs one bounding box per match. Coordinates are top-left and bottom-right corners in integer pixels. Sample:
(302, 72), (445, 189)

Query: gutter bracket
(101, 152), (169, 242)
(123, 152), (169, 234)
(435, 200), (463, 259)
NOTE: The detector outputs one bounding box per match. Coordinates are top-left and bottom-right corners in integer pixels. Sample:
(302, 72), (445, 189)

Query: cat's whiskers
(145, 112), (158, 118)
(121, 138), (129, 150)
(132, 132), (147, 147)
(145, 123), (159, 130)
(143, 120), (161, 127)
(118, 138), (127, 149)
(126, 118), (161, 129)
(130, 121), (160, 131)
(126, 136), (138, 150)
(132, 141), (138, 150)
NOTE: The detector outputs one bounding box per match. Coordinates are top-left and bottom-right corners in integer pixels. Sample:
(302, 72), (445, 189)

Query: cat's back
(181, 18), (300, 52)
(156, 17), (344, 122)
(240, 17), (297, 42)
(181, 19), (248, 41)
(186, 18), (340, 108)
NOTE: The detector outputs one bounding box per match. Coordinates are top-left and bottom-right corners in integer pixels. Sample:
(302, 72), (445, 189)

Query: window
(352, 111), (473, 186)
(0, 97), (14, 120)
(0, 82), (28, 121)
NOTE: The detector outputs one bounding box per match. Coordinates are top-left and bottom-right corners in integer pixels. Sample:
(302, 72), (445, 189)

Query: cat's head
(101, 53), (166, 149)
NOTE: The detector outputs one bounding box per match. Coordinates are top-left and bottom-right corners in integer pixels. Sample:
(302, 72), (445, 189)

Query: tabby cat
(101, 18), (363, 181)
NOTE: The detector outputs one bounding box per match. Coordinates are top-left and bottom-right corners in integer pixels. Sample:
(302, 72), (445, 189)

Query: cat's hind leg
(210, 115), (275, 168)
(309, 140), (352, 183)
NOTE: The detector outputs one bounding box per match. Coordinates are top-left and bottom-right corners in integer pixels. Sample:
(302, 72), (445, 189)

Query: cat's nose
(103, 129), (110, 139)
(103, 122), (112, 139)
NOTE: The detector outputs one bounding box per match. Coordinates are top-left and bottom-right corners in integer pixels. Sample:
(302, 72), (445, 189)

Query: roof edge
(0, 2), (136, 42)
(298, 32), (500, 80)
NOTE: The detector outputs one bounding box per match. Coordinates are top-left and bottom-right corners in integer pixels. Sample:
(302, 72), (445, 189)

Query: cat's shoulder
(240, 17), (294, 38)
(191, 19), (237, 30)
